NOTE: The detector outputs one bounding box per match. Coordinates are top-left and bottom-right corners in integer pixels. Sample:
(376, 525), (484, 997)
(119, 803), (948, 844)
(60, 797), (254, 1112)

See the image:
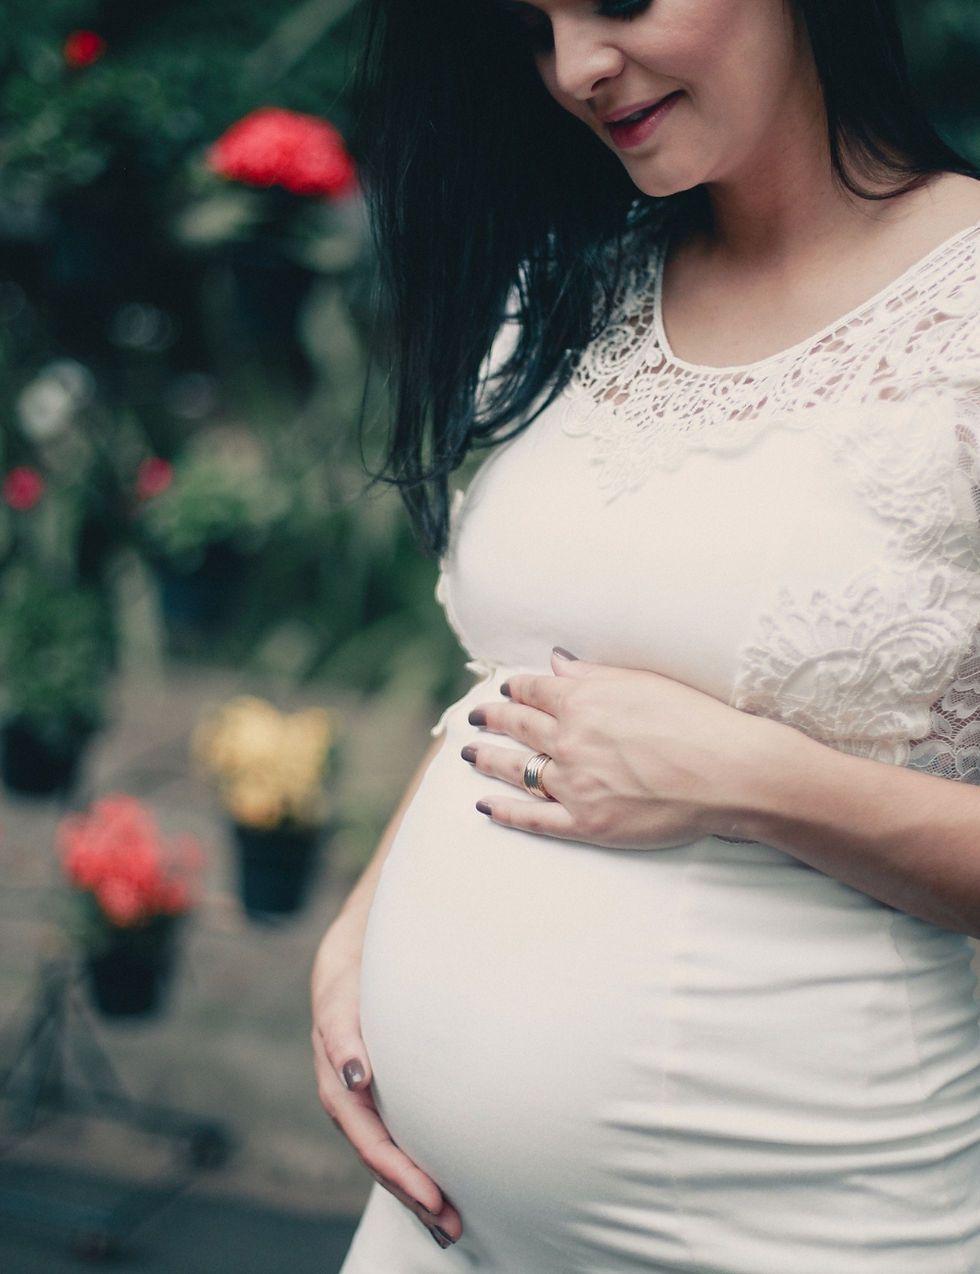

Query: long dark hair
(353, 0), (976, 556)
(795, 0), (975, 196)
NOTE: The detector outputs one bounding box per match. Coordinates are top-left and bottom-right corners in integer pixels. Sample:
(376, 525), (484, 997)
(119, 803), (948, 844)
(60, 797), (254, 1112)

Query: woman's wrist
(742, 726), (892, 848)
(705, 724), (883, 890)
(317, 906), (367, 974)
(708, 717), (980, 933)
(694, 712), (819, 844)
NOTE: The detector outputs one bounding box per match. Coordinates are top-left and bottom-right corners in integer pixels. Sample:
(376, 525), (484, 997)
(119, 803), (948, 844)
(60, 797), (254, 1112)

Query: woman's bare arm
(464, 651), (980, 937)
(311, 736), (462, 1247)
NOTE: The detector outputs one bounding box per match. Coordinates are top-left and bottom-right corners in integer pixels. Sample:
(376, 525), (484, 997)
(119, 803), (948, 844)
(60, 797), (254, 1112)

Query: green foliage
(0, 0), (362, 201)
(900, 0), (980, 160)
(137, 435), (291, 565)
(0, 568), (114, 743)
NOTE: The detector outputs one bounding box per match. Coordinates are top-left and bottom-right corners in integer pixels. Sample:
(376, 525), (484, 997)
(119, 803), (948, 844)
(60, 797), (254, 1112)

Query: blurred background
(0, 0), (978, 1269)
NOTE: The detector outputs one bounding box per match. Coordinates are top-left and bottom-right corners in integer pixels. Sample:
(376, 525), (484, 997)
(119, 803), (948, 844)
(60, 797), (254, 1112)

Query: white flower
(16, 359), (95, 442)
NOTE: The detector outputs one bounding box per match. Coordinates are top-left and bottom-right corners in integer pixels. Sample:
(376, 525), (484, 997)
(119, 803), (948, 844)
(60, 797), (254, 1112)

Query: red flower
(136, 457), (174, 499)
(58, 794), (203, 929)
(63, 30), (107, 69)
(207, 107), (357, 199)
(3, 467), (45, 511)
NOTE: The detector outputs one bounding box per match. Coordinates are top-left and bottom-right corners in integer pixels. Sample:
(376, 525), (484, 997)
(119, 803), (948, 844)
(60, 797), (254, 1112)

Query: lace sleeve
(908, 391), (980, 783)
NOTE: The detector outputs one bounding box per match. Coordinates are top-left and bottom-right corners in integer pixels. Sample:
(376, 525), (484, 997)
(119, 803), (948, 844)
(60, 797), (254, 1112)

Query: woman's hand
(311, 924), (462, 1249)
(462, 648), (788, 849)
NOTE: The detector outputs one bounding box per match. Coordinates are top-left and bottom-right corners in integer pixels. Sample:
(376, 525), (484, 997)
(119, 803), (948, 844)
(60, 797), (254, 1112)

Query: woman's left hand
(462, 648), (792, 850)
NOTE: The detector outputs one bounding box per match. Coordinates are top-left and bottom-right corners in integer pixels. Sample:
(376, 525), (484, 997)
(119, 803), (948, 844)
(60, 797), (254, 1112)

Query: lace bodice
(563, 225), (980, 493)
(440, 220), (980, 779)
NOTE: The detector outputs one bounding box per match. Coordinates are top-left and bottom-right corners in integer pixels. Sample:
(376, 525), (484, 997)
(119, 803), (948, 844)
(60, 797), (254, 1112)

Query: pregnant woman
(312, 1), (980, 1269)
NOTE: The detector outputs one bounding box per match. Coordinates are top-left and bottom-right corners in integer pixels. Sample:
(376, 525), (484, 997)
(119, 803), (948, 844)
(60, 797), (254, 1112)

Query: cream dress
(340, 221), (980, 1273)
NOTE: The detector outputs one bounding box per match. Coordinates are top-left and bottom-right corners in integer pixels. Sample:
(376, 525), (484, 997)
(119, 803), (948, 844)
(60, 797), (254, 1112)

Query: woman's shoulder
(907, 172), (980, 233)
(882, 174), (980, 290)
(875, 182), (980, 409)
(875, 186), (980, 388)
(873, 176), (980, 338)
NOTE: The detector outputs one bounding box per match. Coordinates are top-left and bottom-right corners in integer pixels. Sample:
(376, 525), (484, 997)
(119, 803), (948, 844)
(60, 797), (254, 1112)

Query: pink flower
(207, 108), (357, 199)
(58, 794), (204, 929)
(96, 877), (145, 927)
(136, 457), (174, 499)
(3, 467), (45, 511)
(63, 31), (107, 69)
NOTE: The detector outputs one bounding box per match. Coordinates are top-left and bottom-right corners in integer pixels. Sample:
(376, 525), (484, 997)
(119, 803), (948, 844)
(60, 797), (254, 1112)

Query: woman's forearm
(465, 654), (980, 936)
(734, 721), (980, 936)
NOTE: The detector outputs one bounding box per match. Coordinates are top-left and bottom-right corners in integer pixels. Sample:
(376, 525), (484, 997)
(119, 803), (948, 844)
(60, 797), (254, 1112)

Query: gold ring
(522, 752), (554, 800)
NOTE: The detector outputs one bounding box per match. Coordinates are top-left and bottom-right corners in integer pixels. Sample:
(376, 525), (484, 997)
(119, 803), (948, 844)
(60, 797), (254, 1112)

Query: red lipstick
(604, 91), (682, 149)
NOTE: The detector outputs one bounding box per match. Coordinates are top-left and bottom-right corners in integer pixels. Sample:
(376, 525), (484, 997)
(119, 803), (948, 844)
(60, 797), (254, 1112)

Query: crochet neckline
(653, 217), (980, 376)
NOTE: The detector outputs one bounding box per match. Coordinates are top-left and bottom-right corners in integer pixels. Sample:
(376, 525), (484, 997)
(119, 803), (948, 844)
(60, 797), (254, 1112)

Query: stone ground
(0, 659), (438, 1271)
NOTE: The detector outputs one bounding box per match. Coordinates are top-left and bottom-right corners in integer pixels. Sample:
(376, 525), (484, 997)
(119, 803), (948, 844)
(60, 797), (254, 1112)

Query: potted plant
(192, 695), (335, 919)
(135, 429), (292, 646)
(179, 106), (361, 343)
(58, 793), (204, 1017)
(0, 568), (115, 796)
(0, 359), (132, 796)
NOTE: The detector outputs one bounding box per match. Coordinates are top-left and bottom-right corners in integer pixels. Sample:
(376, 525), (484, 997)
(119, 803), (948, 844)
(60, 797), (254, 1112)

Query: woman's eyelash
(597, 0), (652, 16)
(500, 0), (652, 53)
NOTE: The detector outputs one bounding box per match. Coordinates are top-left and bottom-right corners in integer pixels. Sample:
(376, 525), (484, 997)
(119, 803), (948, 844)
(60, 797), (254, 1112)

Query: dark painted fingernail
(467, 708), (487, 726)
(553, 646), (578, 661)
(499, 681), (512, 698)
(342, 1060), (365, 1090)
(428, 1226), (456, 1248)
(461, 745), (477, 764)
(476, 801), (493, 816)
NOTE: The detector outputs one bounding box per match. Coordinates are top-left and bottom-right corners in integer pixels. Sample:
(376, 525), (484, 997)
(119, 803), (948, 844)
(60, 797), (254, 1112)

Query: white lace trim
(561, 221), (980, 496)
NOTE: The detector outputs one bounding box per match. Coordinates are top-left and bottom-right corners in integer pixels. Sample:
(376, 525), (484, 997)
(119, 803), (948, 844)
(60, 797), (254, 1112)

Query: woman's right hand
(311, 924), (462, 1249)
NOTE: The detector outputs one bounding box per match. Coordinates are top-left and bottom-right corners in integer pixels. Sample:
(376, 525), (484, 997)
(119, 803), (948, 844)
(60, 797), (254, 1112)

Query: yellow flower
(193, 696), (336, 829)
(222, 775), (285, 830)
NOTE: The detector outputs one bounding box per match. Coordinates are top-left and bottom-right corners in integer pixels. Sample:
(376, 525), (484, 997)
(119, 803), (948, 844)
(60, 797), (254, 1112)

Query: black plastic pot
(84, 917), (179, 1018)
(0, 719), (91, 797)
(232, 823), (322, 920)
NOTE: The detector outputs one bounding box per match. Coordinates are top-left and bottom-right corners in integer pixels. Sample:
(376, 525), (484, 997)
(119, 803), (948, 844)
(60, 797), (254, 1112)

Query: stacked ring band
(523, 752), (554, 800)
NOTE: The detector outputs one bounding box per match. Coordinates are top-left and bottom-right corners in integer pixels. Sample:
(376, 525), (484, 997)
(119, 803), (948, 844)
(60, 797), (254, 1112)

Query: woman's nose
(549, 19), (624, 100)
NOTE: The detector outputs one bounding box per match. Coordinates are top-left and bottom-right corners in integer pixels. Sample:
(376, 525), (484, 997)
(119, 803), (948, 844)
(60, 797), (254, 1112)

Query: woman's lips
(604, 91), (683, 150)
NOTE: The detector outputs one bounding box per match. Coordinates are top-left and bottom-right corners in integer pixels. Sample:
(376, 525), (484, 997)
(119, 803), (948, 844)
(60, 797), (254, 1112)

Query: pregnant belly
(359, 731), (980, 1271)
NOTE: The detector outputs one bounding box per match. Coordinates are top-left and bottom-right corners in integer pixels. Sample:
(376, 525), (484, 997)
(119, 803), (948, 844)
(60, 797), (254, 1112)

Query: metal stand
(0, 957), (231, 1261)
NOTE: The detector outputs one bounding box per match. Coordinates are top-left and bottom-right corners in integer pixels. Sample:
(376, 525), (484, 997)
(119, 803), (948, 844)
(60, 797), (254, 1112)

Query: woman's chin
(619, 160), (706, 201)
